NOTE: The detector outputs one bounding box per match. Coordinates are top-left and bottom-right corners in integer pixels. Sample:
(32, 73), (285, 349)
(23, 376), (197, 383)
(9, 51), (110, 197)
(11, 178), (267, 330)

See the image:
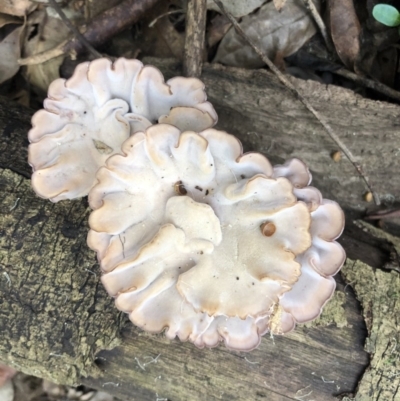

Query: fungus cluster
(28, 58), (217, 202)
(28, 58), (345, 351)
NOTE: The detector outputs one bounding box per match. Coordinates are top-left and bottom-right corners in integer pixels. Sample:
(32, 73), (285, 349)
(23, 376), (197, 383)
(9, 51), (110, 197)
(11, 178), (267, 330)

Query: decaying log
(1, 59), (399, 401)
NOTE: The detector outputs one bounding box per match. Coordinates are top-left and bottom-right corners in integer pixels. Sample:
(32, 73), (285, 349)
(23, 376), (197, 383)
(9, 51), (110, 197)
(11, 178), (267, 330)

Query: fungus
(87, 124), (345, 351)
(28, 58), (217, 202)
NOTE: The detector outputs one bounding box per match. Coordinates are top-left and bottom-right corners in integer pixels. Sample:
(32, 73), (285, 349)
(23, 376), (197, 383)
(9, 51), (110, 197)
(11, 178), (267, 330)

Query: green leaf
(373, 4), (400, 27)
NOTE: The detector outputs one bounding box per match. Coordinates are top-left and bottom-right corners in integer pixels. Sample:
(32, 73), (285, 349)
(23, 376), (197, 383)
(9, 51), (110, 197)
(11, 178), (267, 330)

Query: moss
(341, 256), (400, 401)
(0, 170), (122, 385)
(304, 290), (348, 328)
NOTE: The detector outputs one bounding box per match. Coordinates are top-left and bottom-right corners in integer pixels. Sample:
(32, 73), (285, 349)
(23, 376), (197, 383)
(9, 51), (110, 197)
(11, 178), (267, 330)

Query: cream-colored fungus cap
(87, 124), (345, 351)
(28, 58), (217, 202)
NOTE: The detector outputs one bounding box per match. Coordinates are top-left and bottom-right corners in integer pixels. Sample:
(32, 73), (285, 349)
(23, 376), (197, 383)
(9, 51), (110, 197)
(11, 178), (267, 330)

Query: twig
(2, 272), (11, 286)
(214, 0), (380, 205)
(302, 0), (334, 53)
(9, 198), (20, 211)
(366, 208), (400, 220)
(244, 356), (259, 364)
(47, 0), (102, 59)
(102, 382), (120, 387)
(143, 353), (161, 367)
(85, 268), (97, 277)
(19, 0), (160, 65)
(135, 356), (146, 370)
(149, 9), (183, 28)
(334, 68), (400, 103)
(295, 385), (313, 400)
(183, 0), (207, 77)
(321, 376), (335, 384)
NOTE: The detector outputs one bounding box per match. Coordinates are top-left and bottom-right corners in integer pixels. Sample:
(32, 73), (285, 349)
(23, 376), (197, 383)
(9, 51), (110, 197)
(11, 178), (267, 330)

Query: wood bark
(1, 59), (399, 400)
(183, 0), (207, 77)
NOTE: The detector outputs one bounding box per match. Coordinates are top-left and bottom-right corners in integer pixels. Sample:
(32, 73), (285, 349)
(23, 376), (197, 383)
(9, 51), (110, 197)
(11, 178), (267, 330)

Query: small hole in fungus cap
(261, 222), (276, 237)
(174, 180), (187, 195)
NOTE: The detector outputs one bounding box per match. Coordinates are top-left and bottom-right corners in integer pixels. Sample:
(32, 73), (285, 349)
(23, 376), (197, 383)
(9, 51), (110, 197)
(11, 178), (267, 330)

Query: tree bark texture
(1, 59), (399, 400)
(183, 0), (207, 77)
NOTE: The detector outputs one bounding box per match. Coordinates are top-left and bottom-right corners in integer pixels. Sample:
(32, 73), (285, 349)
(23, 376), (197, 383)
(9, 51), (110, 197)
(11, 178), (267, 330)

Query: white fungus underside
(28, 58), (217, 202)
(87, 125), (345, 351)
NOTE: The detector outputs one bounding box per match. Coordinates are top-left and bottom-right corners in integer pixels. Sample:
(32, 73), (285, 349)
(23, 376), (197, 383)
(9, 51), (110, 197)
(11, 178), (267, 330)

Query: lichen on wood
(0, 169), (122, 385)
(304, 290), (348, 329)
(342, 257), (400, 400)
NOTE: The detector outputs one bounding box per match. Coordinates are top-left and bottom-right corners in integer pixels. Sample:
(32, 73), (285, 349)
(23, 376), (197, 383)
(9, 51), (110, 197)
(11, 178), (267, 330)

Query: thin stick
(183, 0), (207, 77)
(148, 9), (183, 28)
(366, 208), (400, 220)
(334, 68), (400, 103)
(19, 0), (160, 66)
(302, 0), (334, 53)
(47, 0), (102, 59)
(214, 0), (380, 205)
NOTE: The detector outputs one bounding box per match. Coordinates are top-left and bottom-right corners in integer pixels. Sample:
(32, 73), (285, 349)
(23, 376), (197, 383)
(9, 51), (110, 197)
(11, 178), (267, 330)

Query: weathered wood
(183, 0), (207, 77)
(342, 257), (400, 401)
(147, 58), (400, 209)
(0, 169), (122, 384)
(1, 59), (399, 400)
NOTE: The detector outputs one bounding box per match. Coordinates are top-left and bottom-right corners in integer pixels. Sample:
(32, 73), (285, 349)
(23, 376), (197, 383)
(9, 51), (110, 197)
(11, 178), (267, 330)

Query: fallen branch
(214, 0), (380, 205)
(19, 0), (160, 65)
(366, 208), (400, 220)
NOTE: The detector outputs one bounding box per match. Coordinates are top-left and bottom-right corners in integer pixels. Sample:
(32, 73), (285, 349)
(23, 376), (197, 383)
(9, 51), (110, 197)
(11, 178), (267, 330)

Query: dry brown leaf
(0, 16), (23, 84)
(328, 0), (361, 70)
(22, 9), (71, 92)
(11, 88), (30, 107)
(273, 0), (287, 11)
(207, 0), (268, 17)
(0, 0), (36, 17)
(127, 0), (185, 60)
(0, 13), (21, 28)
(152, 14), (185, 59)
(208, 14), (231, 47)
(214, 0), (319, 68)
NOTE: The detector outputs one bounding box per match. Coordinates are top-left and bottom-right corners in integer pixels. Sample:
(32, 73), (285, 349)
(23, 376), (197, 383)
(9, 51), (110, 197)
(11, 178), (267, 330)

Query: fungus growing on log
(87, 124), (345, 351)
(28, 58), (217, 202)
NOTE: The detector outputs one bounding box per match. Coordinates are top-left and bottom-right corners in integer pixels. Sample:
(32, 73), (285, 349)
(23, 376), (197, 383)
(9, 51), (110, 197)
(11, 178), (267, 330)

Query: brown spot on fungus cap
(87, 124), (345, 351)
(28, 58), (217, 202)
(261, 222), (276, 237)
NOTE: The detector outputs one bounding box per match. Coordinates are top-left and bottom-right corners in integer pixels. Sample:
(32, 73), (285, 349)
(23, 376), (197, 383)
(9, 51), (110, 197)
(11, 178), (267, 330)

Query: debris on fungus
(87, 124), (345, 351)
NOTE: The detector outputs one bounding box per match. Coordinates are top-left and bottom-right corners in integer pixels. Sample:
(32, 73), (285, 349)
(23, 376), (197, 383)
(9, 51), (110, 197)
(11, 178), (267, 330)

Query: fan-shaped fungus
(87, 124), (345, 351)
(28, 58), (217, 202)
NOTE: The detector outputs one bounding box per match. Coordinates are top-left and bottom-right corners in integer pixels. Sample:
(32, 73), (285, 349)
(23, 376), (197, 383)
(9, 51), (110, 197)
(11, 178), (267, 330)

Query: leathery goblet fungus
(28, 58), (217, 202)
(87, 124), (345, 351)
